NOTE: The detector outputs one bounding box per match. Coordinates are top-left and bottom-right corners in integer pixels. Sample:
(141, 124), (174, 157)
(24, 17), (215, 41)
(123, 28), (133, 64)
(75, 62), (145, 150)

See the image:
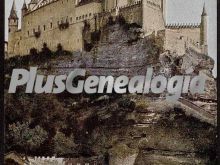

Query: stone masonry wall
(165, 27), (201, 55)
(8, 0), (103, 57)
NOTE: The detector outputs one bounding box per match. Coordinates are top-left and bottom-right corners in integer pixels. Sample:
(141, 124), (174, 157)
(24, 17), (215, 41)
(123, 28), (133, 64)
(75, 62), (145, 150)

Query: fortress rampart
(7, 0), (208, 57)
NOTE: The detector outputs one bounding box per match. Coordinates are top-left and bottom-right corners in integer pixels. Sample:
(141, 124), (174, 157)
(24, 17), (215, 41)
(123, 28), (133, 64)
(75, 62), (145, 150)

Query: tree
(29, 48), (38, 56)
(53, 132), (77, 156)
(41, 42), (52, 56)
(56, 43), (63, 55)
(7, 122), (48, 153)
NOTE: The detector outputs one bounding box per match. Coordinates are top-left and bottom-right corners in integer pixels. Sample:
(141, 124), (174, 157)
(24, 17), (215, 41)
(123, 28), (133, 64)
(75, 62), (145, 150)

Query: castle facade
(7, 0), (208, 57)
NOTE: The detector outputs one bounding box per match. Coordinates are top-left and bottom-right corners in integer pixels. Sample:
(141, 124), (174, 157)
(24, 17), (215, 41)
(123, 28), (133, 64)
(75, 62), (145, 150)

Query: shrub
(30, 48), (38, 56)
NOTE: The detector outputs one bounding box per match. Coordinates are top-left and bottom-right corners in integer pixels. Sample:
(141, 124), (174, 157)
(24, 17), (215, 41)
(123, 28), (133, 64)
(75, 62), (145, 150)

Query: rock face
(5, 23), (217, 164)
(55, 95), (216, 165)
(41, 23), (162, 77)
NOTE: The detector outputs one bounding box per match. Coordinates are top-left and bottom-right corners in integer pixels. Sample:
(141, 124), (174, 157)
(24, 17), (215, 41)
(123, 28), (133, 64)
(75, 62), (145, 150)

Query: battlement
(118, 0), (142, 10)
(116, 0), (142, 15)
(166, 23), (200, 29)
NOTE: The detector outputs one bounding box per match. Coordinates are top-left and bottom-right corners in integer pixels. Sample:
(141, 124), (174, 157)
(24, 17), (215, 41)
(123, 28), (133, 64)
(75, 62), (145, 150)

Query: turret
(75, 0), (79, 6)
(22, 0), (28, 17)
(8, 0), (18, 33)
(161, 0), (166, 24)
(200, 3), (208, 54)
(28, 0), (38, 10)
(104, 0), (116, 11)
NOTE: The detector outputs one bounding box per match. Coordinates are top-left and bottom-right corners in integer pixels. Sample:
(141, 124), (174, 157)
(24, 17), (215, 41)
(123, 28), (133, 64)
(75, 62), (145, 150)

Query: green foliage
(118, 97), (135, 110)
(7, 122), (48, 152)
(53, 132), (77, 156)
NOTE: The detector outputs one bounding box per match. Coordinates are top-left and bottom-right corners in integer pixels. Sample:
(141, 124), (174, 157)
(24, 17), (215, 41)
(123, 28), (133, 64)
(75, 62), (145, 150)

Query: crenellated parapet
(165, 23), (200, 29)
(117, 0), (142, 10)
(117, 0), (142, 15)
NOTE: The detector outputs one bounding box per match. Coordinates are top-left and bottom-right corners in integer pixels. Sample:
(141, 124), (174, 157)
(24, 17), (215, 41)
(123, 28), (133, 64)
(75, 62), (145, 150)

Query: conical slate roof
(202, 3), (207, 16)
(9, 0), (18, 19)
(22, 0), (28, 10)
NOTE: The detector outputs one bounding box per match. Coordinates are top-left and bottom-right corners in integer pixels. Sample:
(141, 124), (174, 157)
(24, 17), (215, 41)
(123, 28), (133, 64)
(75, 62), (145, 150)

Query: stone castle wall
(8, 30), (22, 55)
(8, 0), (146, 57)
(9, 0), (103, 56)
(8, 0), (206, 58)
(118, 0), (142, 25)
(142, 0), (165, 36)
(164, 25), (201, 55)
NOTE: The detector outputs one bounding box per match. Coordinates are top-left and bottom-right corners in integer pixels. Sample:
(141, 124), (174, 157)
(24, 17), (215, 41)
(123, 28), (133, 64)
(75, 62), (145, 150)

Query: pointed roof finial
(202, 2), (207, 16)
(9, 0), (18, 20)
(22, 0), (28, 10)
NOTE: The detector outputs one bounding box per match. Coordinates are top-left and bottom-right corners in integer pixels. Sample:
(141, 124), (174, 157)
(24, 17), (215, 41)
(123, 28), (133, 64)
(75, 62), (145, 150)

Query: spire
(22, 0), (28, 10)
(9, 0), (18, 20)
(202, 3), (207, 16)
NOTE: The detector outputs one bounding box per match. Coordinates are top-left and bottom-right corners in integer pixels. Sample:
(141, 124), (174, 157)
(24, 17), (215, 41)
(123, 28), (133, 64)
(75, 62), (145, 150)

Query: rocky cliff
(5, 22), (217, 165)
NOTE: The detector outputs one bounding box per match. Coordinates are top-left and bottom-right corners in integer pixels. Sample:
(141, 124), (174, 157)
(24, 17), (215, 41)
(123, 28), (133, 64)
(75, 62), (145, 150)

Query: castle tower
(104, 0), (117, 11)
(161, 0), (166, 24)
(8, 0), (19, 56)
(142, 0), (165, 35)
(75, 0), (79, 6)
(8, 0), (18, 33)
(200, 3), (208, 54)
(22, 0), (28, 17)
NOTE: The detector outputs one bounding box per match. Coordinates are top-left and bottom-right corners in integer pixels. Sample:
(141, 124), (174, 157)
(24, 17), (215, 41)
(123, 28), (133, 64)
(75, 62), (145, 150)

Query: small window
(85, 14), (88, 18)
(70, 17), (72, 22)
(89, 13), (91, 16)
(50, 22), (53, 28)
(9, 28), (10, 33)
(79, 16), (81, 19)
(43, 25), (46, 31)
(38, 25), (40, 30)
(76, 17), (78, 20)
(27, 31), (29, 36)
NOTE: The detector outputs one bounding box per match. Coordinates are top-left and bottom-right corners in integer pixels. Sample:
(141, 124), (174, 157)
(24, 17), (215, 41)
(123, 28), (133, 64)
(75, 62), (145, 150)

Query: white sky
(5, 0), (217, 76)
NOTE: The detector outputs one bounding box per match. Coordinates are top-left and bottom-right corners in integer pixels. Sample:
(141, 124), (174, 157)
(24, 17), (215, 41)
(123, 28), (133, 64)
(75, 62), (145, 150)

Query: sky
(5, 0), (217, 77)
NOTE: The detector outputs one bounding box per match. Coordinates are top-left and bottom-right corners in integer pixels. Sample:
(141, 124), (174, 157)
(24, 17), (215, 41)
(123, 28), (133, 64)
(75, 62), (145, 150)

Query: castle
(7, 0), (208, 58)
